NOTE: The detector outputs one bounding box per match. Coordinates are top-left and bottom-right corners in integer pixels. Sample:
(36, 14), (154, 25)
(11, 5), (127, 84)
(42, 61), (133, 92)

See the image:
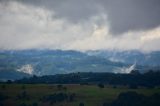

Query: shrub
(69, 93), (76, 102)
(0, 93), (8, 101)
(1, 85), (6, 90)
(98, 83), (104, 88)
(21, 85), (26, 90)
(17, 91), (30, 100)
(57, 84), (63, 90)
(79, 102), (84, 106)
(32, 102), (38, 106)
(19, 103), (27, 106)
(41, 92), (69, 104)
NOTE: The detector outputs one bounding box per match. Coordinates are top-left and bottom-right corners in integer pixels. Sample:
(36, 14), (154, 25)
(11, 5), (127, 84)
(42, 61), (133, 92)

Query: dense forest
(13, 70), (160, 88)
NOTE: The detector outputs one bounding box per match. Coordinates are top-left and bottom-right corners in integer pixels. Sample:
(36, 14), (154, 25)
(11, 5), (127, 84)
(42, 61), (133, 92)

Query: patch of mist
(17, 64), (34, 75)
(114, 63), (136, 74)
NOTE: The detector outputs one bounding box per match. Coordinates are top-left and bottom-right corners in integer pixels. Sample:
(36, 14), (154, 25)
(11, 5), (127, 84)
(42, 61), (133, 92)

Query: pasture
(0, 84), (160, 106)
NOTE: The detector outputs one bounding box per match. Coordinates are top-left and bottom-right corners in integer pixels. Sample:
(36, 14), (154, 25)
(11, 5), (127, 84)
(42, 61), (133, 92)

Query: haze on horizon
(0, 0), (160, 52)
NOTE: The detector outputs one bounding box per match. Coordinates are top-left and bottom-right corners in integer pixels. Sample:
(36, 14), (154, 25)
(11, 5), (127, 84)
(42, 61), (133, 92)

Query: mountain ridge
(0, 49), (160, 80)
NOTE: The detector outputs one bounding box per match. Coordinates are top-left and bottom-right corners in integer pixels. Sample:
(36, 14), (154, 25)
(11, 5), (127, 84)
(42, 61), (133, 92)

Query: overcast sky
(0, 0), (160, 52)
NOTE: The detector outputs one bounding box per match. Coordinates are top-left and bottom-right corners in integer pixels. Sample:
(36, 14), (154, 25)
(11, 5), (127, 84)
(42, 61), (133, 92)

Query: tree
(32, 102), (38, 106)
(19, 103), (27, 106)
(57, 84), (63, 90)
(130, 70), (140, 75)
(69, 93), (76, 102)
(129, 84), (138, 89)
(6, 80), (12, 84)
(21, 85), (26, 90)
(110, 91), (145, 106)
(0, 102), (4, 106)
(103, 102), (109, 106)
(113, 85), (117, 89)
(98, 83), (104, 88)
(1, 85), (6, 90)
(41, 92), (69, 104)
(17, 91), (30, 100)
(79, 102), (84, 106)
(63, 86), (67, 91)
(0, 93), (7, 106)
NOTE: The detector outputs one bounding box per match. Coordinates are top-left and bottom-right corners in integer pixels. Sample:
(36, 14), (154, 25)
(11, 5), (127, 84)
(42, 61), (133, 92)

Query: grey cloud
(18, 0), (100, 23)
(0, 0), (160, 52)
(100, 0), (160, 34)
(15, 0), (160, 34)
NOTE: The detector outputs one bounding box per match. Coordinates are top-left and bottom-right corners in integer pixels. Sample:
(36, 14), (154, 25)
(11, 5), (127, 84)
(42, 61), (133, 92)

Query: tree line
(13, 70), (160, 88)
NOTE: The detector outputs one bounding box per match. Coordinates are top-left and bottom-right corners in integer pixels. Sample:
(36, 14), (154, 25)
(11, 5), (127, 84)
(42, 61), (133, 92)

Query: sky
(0, 0), (160, 52)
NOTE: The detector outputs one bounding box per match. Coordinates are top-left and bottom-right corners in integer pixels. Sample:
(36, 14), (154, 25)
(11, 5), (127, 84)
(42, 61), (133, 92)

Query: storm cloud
(0, 0), (160, 52)
(18, 0), (160, 34)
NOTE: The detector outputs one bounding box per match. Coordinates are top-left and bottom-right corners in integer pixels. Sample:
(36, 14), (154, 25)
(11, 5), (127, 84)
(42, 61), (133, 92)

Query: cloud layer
(19, 0), (160, 34)
(0, 0), (160, 52)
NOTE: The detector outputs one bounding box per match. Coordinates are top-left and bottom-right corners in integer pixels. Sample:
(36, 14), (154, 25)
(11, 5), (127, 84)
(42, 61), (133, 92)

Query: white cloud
(17, 64), (34, 75)
(0, 1), (160, 52)
(114, 63), (136, 74)
(68, 24), (160, 52)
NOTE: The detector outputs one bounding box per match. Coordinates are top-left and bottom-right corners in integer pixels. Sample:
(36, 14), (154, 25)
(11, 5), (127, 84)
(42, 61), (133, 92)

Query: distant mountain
(0, 50), (132, 80)
(86, 50), (160, 67)
(0, 49), (159, 80)
(0, 69), (30, 81)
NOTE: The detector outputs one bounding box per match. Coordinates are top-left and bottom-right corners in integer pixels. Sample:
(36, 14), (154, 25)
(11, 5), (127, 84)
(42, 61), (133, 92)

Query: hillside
(0, 50), (131, 80)
(0, 50), (160, 80)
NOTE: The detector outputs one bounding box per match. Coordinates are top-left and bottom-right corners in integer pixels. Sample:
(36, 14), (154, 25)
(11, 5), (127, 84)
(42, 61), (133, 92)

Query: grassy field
(0, 84), (160, 106)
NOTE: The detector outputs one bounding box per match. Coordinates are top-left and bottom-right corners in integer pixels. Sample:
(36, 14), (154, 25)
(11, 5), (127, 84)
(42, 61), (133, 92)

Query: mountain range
(0, 49), (160, 81)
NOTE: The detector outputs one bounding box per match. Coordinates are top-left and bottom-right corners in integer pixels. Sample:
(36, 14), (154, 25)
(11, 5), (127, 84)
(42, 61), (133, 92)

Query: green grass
(0, 84), (160, 106)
